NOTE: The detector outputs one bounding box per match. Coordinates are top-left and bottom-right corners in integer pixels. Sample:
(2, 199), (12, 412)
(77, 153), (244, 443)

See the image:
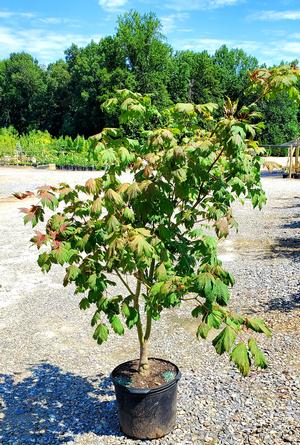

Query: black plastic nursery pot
(111, 358), (181, 440)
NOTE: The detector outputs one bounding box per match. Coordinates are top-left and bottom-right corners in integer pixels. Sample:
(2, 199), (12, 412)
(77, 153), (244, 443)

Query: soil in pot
(113, 358), (177, 388)
(111, 358), (181, 440)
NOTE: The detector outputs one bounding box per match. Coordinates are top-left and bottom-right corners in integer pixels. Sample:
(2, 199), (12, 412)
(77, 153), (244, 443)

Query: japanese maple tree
(20, 65), (300, 376)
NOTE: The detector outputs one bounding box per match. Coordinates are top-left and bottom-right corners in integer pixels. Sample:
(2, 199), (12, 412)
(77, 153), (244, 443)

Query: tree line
(0, 10), (299, 145)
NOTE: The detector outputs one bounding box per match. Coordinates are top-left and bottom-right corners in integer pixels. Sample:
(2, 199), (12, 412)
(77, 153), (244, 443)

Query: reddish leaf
(31, 231), (47, 248)
(13, 191), (34, 200)
(20, 205), (44, 227)
(37, 188), (58, 209)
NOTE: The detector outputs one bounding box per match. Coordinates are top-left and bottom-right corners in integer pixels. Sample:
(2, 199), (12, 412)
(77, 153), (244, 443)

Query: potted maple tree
(19, 65), (300, 439)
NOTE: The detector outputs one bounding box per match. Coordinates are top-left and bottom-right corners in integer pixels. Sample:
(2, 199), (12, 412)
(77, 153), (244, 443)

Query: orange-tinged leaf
(85, 178), (97, 194)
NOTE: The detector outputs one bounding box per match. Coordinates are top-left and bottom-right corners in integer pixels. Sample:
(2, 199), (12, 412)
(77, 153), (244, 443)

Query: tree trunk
(139, 339), (150, 375)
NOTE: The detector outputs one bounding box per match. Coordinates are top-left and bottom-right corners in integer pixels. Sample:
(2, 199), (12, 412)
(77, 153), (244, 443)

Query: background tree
(213, 46), (258, 102)
(0, 52), (46, 133)
(116, 10), (172, 107)
(259, 92), (300, 145)
(0, 11), (299, 146)
(42, 60), (71, 136)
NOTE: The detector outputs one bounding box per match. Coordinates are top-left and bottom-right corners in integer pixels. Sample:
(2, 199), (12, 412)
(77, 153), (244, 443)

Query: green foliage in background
(0, 129), (97, 167)
(0, 10), (299, 146)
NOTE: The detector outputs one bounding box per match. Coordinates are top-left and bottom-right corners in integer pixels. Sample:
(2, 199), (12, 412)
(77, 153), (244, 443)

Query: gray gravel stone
(0, 168), (299, 444)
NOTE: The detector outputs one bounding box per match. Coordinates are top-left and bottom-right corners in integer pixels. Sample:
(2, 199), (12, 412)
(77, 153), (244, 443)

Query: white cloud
(160, 12), (189, 34)
(281, 41), (300, 53)
(250, 10), (300, 21)
(173, 37), (262, 53)
(166, 0), (240, 11)
(38, 17), (79, 26)
(98, 0), (128, 12)
(172, 36), (300, 65)
(0, 10), (36, 19)
(0, 26), (102, 64)
(0, 11), (14, 18)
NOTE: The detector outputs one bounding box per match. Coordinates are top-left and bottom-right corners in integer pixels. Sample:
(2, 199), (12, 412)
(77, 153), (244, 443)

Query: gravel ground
(0, 167), (299, 445)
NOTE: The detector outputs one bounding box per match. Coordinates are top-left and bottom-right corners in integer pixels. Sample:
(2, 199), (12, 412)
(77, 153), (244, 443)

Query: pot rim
(111, 357), (181, 394)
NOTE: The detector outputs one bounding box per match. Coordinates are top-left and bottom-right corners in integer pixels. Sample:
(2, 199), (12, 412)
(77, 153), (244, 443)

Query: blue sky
(1, 0), (300, 66)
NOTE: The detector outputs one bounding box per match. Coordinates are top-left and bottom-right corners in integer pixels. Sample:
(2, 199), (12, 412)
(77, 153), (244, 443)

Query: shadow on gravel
(268, 291), (300, 312)
(0, 363), (121, 444)
(270, 237), (300, 261)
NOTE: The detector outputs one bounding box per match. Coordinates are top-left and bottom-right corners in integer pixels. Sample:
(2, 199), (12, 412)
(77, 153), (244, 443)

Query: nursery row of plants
(0, 125), (290, 170)
(0, 126), (98, 168)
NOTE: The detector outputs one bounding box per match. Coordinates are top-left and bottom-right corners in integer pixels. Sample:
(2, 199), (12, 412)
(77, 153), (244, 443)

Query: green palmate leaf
(173, 167), (187, 182)
(91, 311), (101, 327)
(79, 298), (90, 310)
(98, 148), (117, 165)
(212, 326), (237, 355)
(93, 323), (109, 344)
(129, 234), (154, 258)
(155, 263), (168, 281)
(126, 183), (141, 200)
(110, 315), (125, 335)
(124, 307), (139, 329)
(88, 273), (97, 290)
(212, 279), (230, 306)
(63, 265), (80, 286)
(197, 322), (211, 339)
(102, 97), (118, 111)
(37, 252), (51, 273)
(106, 215), (119, 232)
(206, 309), (223, 329)
(123, 207), (135, 222)
(52, 242), (76, 265)
(248, 338), (267, 369)
(246, 318), (272, 337)
(118, 146), (134, 163)
(196, 102), (218, 114)
(150, 281), (164, 296)
(230, 342), (250, 376)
